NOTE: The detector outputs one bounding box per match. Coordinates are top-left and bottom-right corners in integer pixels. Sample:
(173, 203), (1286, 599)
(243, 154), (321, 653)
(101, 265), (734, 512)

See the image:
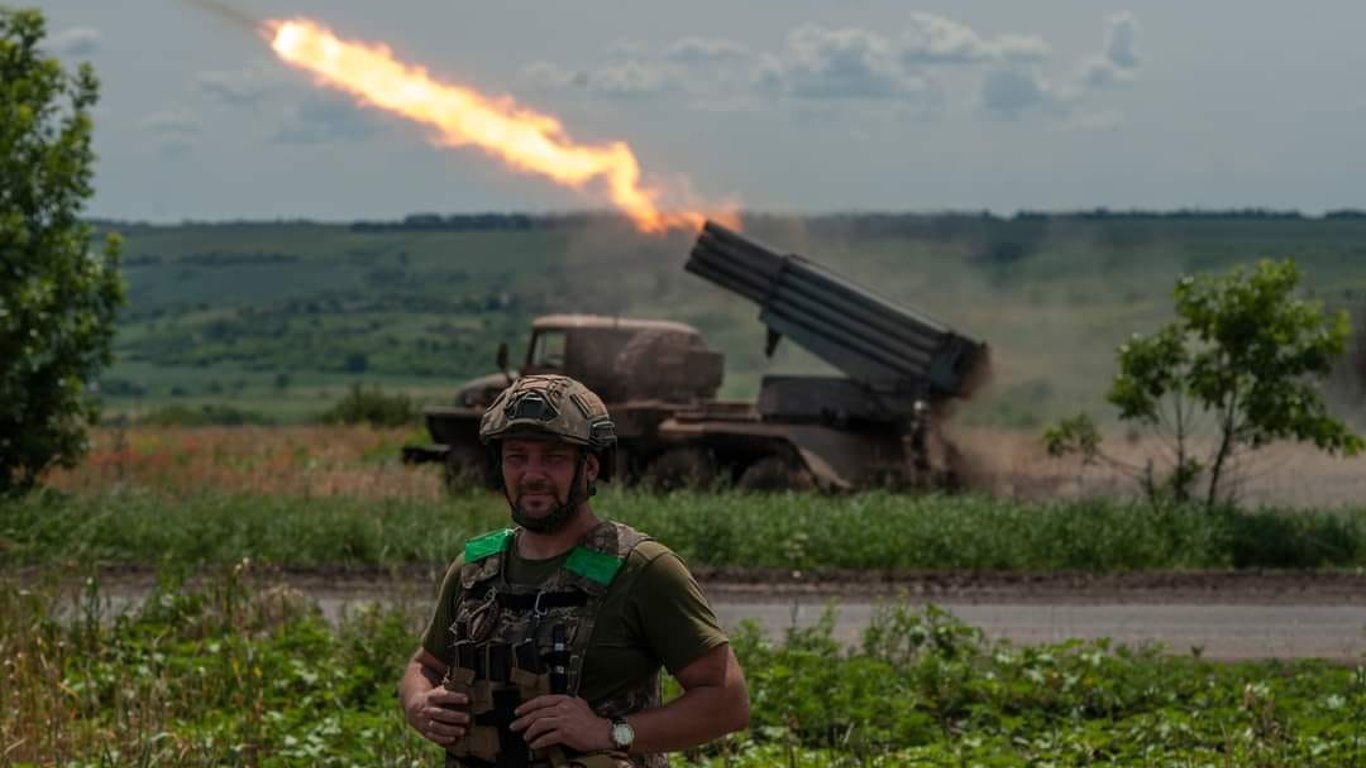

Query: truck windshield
(529, 330), (566, 369)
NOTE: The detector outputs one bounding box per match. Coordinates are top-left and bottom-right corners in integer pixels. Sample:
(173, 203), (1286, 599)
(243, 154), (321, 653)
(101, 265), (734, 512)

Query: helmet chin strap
(508, 452), (588, 535)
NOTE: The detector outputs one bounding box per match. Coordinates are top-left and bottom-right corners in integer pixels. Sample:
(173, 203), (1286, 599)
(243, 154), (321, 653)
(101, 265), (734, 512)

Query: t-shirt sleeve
(420, 555), (465, 664)
(629, 548), (729, 676)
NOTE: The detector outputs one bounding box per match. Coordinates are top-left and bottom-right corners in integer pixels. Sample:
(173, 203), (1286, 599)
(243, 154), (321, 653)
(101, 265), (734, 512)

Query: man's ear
(583, 451), (600, 484)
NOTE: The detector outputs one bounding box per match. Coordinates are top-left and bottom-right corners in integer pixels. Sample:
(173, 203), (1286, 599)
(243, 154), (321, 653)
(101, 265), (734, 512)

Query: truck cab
(452, 314), (723, 409)
(408, 314), (725, 485)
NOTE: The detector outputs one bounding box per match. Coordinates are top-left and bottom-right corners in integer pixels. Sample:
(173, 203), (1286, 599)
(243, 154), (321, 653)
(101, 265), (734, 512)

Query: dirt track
(41, 568), (1366, 662)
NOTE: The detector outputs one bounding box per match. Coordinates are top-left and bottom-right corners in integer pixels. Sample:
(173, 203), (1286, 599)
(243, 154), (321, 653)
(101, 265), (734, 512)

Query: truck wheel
(444, 445), (487, 491)
(737, 456), (814, 493)
(643, 448), (717, 492)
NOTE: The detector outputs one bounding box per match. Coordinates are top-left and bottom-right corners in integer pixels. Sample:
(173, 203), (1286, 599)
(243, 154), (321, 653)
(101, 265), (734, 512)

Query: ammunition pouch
(444, 637), (559, 767)
(443, 522), (664, 768)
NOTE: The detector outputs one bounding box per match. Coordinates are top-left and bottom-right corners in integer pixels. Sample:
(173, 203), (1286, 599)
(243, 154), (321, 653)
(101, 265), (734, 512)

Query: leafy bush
(1047, 260), (1363, 508)
(317, 383), (418, 427)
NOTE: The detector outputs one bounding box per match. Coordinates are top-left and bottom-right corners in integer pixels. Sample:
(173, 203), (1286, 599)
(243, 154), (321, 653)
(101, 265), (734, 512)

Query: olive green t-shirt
(420, 531), (728, 707)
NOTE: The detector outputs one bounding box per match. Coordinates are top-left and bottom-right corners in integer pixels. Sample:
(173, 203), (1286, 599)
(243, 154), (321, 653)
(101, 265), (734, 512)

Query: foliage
(1327, 298), (1366, 413)
(3, 575), (1364, 766)
(1047, 260), (1363, 507)
(317, 382), (418, 427)
(0, 8), (125, 494)
(4, 487), (1365, 572)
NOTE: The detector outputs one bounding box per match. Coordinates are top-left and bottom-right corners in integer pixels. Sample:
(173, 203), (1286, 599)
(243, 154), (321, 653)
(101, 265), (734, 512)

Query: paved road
(293, 591), (1366, 662)
(710, 599), (1366, 662)
(51, 571), (1366, 662)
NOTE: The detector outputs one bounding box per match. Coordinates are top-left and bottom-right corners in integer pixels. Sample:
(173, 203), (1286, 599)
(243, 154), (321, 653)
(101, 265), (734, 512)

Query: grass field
(6, 426), (1365, 573)
(3, 574), (1362, 766)
(93, 214), (1366, 428)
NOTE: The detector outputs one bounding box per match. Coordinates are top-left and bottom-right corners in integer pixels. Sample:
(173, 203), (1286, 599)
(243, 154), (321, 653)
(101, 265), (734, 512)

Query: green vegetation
(91, 214), (1366, 426)
(1047, 259), (1364, 506)
(0, 8), (125, 493)
(318, 383), (419, 427)
(4, 489), (1365, 572)
(3, 574), (1363, 766)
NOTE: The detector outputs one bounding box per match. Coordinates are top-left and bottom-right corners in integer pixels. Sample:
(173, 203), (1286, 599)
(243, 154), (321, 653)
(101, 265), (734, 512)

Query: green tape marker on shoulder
(564, 546), (624, 586)
(465, 529), (514, 562)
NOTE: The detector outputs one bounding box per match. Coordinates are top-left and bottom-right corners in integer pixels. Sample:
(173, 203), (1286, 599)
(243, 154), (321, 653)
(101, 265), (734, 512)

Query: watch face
(611, 721), (635, 747)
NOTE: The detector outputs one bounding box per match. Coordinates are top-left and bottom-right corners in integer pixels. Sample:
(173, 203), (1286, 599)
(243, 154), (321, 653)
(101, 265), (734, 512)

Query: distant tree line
(85, 209), (1366, 236)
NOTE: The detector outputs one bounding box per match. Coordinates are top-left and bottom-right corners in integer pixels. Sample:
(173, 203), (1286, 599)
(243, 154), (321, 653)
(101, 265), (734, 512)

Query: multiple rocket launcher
(687, 221), (989, 423)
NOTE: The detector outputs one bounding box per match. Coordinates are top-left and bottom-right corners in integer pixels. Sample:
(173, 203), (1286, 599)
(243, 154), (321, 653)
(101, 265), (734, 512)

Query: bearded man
(398, 375), (749, 768)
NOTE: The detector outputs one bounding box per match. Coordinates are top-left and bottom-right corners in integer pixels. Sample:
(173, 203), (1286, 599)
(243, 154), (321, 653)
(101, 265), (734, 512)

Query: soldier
(398, 375), (750, 768)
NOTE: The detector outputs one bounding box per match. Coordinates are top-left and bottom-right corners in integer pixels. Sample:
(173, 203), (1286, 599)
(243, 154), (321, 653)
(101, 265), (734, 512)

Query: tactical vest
(441, 521), (668, 768)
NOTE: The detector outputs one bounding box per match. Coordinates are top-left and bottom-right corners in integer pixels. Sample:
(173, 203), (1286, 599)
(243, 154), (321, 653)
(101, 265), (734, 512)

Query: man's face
(501, 438), (599, 522)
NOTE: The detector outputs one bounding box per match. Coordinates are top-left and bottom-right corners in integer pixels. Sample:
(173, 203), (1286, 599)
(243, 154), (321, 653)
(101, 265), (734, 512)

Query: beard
(509, 481), (580, 534)
(511, 498), (578, 534)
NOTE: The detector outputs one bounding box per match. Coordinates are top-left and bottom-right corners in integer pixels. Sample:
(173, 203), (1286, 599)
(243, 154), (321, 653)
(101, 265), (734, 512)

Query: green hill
(92, 212), (1366, 425)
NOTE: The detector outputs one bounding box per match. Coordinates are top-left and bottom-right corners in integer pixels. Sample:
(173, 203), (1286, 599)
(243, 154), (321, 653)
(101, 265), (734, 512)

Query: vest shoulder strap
(563, 546), (624, 587)
(459, 522), (652, 593)
(561, 521), (652, 593)
(465, 528), (514, 562)
(460, 528), (513, 589)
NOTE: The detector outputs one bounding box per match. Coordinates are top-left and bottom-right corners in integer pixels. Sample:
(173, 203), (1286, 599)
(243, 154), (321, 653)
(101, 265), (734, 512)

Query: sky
(26, 0), (1366, 222)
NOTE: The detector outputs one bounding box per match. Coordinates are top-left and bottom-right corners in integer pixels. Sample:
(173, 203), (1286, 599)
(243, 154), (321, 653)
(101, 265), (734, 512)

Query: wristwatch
(609, 716), (635, 750)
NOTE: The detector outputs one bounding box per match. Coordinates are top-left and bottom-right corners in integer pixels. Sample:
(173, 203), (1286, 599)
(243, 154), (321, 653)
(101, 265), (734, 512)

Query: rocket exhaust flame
(267, 18), (717, 233)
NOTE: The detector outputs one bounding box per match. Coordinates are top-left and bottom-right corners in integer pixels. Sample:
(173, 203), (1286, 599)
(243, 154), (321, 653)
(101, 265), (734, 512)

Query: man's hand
(405, 688), (470, 748)
(510, 695), (612, 752)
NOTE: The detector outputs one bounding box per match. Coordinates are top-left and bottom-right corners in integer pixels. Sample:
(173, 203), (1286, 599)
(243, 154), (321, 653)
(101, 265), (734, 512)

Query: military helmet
(479, 375), (617, 480)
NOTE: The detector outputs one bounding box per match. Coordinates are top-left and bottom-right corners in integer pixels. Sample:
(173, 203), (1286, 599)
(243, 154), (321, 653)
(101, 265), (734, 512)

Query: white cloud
(523, 61), (588, 91)
(1079, 57), (1133, 89)
(995, 34), (1054, 64)
(522, 61), (678, 98)
(980, 67), (1058, 117)
(517, 12), (1132, 123)
(1105, 12), (1140, 69)
(900, 13), (1050, 66)
(591, 62), (683, 98)
(663, 37), (751, 63)
(49, 26), (101, 57)
(979, 12), (1141, 121)
(1076, 12), (1141, 91)
(758, 24), (925, 99)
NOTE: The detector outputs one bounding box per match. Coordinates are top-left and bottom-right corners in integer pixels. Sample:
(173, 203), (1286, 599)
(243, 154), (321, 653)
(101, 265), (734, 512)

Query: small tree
(0, 9), (125, 494)
(1046, 259), (1363, 508)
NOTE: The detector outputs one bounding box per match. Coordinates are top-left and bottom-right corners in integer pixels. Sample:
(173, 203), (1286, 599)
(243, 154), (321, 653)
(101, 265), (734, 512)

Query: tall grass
(4, 488), (1365, 572)
(12, 424), (1364, 573)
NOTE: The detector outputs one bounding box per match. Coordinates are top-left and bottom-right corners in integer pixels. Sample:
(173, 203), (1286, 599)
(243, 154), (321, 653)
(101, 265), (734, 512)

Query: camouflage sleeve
(420, 555), (465, 664)
(629, 546), (729, 675)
